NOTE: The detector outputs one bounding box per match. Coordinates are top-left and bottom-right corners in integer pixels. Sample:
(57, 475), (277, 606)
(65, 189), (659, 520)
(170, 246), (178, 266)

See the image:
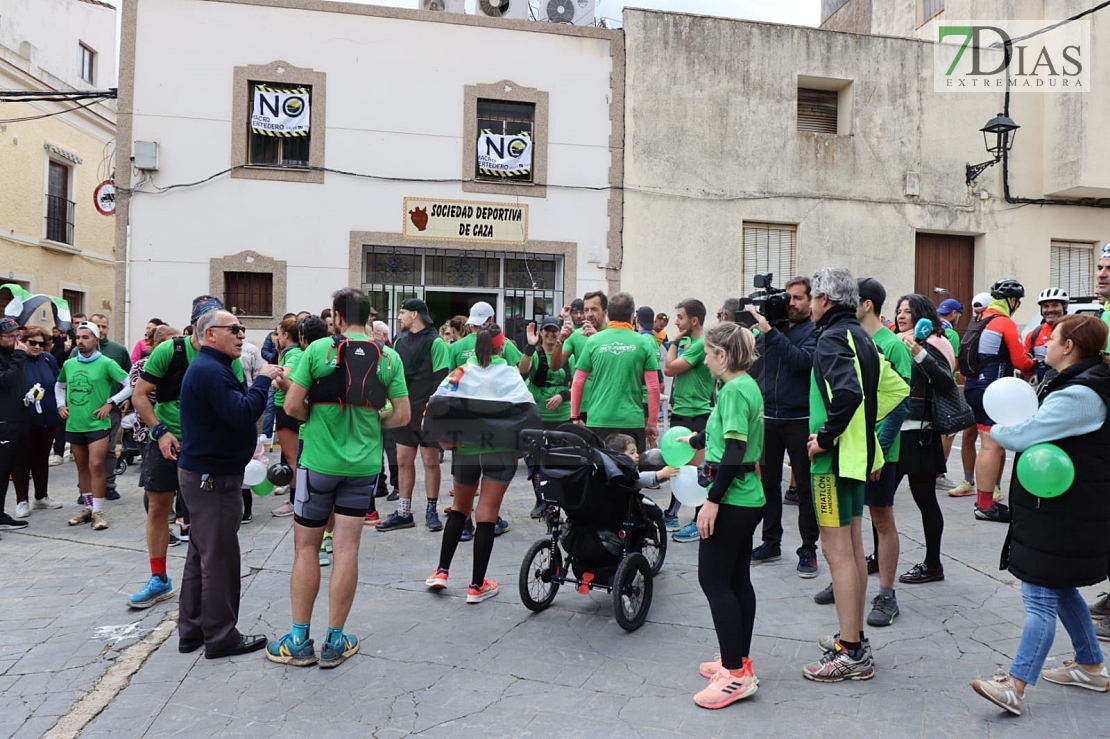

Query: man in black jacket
(0, 317), (30, 531)
(747, 278), (819, 577)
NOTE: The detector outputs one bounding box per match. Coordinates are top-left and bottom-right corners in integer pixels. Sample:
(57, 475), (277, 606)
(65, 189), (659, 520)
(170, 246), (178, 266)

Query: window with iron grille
(742, 223), (797, 293)
(1050, 241), (1095, 298)
(78, 44), (96, 85)
(248, 82), (311, 168)
(62, 289), (85, 316)
(224, 272), (273, 317)
(798, 88), (838, 134)
(476, 99), (534, 183)
(45, 160), (75, 245)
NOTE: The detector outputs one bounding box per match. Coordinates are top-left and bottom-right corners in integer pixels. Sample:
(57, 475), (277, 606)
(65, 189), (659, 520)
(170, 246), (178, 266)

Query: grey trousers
(178, 469), (245, 650)
(104, 407), (121, 493)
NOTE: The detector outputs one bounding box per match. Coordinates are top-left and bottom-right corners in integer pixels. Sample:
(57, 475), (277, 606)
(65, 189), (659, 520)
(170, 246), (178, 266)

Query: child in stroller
(603, 433), (679, 490)
(518, 425), (668, 631)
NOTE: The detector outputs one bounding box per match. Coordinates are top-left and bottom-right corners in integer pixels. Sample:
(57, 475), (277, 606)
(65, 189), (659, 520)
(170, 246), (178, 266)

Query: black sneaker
(106, 489), (121, 501)
(751, 543), (781, 563)
(167, 531), (182, 548)
(386, 489), (400, 502)
(866, 553), (879, 575)
(0, 512), (29, 530)
(376, 512), (415, 531)
(178, 524), (190, 542)
(974, 502), (1011, 522)
(241, 511), (253, 523)
(814, 582), (835, 605)
(530, 502), (546, 520)
(783, 487), (800, 505)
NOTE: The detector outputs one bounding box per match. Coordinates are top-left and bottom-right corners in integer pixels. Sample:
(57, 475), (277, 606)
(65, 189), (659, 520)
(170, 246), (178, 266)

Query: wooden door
(914, 233), (975, 331)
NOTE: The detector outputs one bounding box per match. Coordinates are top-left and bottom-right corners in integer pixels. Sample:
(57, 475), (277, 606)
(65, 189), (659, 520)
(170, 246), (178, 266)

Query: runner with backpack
(957, 279), (1035, 523)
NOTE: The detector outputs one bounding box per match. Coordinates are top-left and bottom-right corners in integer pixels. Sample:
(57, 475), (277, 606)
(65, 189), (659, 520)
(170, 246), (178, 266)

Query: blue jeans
(262, 385), (276, 438)
(1010, 581), (1105, 685)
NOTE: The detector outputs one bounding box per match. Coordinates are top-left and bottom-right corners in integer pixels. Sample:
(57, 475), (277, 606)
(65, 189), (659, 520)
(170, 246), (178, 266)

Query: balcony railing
(44, 194), (75, 245)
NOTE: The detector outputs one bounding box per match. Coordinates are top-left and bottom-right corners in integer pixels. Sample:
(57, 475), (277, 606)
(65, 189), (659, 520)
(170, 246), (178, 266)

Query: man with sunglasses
(174, 308), (279, 659)
(128, 296), (245, 610)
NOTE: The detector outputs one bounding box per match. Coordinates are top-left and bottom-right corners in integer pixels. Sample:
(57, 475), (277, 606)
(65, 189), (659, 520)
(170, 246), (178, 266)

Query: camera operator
(747, 277), (820, 578)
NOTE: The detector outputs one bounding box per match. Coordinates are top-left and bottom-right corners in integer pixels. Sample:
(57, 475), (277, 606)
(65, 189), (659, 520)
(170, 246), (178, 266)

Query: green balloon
(1016, 443), (1074, 498)
(661, 425), (695, 467)
(252, 478), (275, 497)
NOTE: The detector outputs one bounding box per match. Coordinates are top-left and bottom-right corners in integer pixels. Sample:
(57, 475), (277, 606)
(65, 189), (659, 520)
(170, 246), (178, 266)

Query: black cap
(636, 305), (654, 328)
(401, 298), (433, 326)
(569, 298), (584, 311)
(540, 316), (562, 330)
(857, 278), (886, 312)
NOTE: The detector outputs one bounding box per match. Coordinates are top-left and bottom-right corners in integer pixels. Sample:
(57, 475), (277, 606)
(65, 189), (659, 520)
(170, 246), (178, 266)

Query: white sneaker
(48, 454), (63, 467)
(33, 497), (63, 510)
(14, 501), (30, 518)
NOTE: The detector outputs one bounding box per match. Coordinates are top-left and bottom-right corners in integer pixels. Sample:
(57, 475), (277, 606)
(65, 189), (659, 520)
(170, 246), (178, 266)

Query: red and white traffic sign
(93, 180), (116, 216)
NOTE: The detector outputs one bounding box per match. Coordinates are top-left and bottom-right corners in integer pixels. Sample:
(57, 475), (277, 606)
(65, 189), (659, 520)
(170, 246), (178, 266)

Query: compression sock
(291, 621), (310, 646)
(438, 510), (467, 571)
(398, 498), (412, 517)
(81, 492), (93, 509)
(150, 557), (167, 581)
(471, 521), (496, 587)
(976, 490), (995, 510)
(325, 627), (345, 650)
(91, 497), (104, 514)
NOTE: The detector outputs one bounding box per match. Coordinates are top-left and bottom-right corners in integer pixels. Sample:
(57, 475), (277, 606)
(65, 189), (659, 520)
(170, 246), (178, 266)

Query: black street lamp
(966, 113), (1020, 186)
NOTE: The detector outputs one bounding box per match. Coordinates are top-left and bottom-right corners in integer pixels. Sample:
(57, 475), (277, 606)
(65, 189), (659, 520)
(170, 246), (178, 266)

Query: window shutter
(798, 88), (838, 134)
(742, 223), (797, 292)
(1049, 241), (1094, 298)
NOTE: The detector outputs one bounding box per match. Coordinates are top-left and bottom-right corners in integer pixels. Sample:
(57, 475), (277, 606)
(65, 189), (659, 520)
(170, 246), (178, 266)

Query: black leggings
(698, 504), (762, 670)
(899, 473), (944, 569)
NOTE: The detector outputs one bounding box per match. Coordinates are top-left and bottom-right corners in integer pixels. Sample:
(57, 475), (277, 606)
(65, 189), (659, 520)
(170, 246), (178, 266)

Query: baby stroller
(114, 412), (143, 475)
(518, 426), (667, 631)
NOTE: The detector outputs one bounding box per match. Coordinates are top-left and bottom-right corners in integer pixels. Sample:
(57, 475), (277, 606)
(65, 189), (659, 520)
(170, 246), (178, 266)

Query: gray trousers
(104, 407), (121, 493)
(178, 469), (245, 650)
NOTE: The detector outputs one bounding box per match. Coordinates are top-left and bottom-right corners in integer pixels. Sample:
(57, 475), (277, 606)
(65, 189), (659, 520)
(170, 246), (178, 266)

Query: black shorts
(66, 428), (110, 446)
(670, 413), (710, 435)
(293, 467), (379, 526)
(864, 461), (899, 508)
(141, 445), (181, 493)
(451, 451), (519, 486)
(590, 426), (646, 454)
(274, 406), (302, 433)
(394, 399), (441, 449)
(963, 384), (995, 429)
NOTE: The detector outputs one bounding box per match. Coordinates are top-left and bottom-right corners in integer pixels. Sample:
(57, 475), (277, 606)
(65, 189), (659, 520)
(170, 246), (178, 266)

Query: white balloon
(982, 376), (1039, 427)
(243, 459), (267, 486)
(670, 465), (707, 507)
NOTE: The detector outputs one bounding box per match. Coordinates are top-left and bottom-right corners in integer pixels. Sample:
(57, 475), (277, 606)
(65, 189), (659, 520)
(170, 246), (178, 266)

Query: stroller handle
(519, 429), (590, 451)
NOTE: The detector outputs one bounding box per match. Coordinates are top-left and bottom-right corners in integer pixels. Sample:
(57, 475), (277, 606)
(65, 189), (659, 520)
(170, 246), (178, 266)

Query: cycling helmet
(1036, 287), (1069, 305)
(990, 279), (1025, 300)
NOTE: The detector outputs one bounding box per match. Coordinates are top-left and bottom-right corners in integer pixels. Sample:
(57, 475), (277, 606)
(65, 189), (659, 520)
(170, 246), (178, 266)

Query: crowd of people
(2, 249), (1110, 713)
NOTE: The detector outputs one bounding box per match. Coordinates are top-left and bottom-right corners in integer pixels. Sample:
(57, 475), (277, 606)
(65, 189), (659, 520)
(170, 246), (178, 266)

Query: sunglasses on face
(211, 324), (247, 335)
(26, 340), (47, 347)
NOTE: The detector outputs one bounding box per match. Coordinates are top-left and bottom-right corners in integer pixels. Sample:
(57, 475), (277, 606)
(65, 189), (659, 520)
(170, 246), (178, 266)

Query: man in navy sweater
(177, 308), (280, 658)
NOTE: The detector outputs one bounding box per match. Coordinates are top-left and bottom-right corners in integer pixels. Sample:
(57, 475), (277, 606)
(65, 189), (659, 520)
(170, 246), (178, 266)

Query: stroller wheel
(519, 538), (562, 612)
(612, 553), (652, 632)
(636, 518), (668, 577)
(114, 457), (127, 476)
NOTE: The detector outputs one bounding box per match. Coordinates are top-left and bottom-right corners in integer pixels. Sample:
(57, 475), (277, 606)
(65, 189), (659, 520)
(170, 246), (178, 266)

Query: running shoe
(699, 655), (722, 678)
(971, 671), (1023, 715)
(672, 521), (700, 543)
(167, 530), (182, 548)
(662, 514), (680, 532)
(694, 663), (758, 709)
(319, 546), (330, 567)
(494, 517), (510, 536)
(974, 502), (1011, 522)
(364, 511), (380, 526)
(386, 489), (400, 502)
(797, 549), (819, 579)
(265, 634), (317, 666)
(866, 553), (879, 575)
(319, 634), (359, 669)
(128, 575), (174, 609)
(802, 642), (874, 682)
(241, 510), (253, 523)
(934, 475), (956, 490)
(459, 518), (474, 542)
(271, 501), (295, 517)
(530, 502), (546, 520)
(752, 543), (781, 563)
(466, 579), (499, 604)
(376, 512), (415, 531)
(1040, 659), (1110, 692)
(0, 512), (29, 530)
(994, 486), (1004, 502)
(14, 501), (29, 519)
(783, 488), (800, 505)
(91, 512), (109, 531)
(866, 593), (900, 627)
(425, 568), (449, 589)
(178, 524), (190, 542)
(1089, 592), (1110, 619)
(813, 582), (835, 605)
(1096, 617), (1110, 642)
(48, 454), (63, 467)
(947, 481), (975, 497)
(32, 496), (62, 509)
(816, 634), (872, 660)
(426, 508), (443, 532)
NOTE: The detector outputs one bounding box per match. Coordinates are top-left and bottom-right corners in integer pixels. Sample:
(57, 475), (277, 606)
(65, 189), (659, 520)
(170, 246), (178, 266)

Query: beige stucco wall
(620, 9), (1110, 326)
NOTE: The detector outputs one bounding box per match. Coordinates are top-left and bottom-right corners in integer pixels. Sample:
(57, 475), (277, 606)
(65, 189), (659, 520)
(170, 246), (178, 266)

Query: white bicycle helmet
(1036, 287), (1069, 305)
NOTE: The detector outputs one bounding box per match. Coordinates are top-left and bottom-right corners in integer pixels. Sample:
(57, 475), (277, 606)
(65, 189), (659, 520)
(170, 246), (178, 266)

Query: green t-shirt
(275, 346), (303, 407)
(705, 374), (765, 508)
(562, 327), (593, 413)
(871, 326), (911, 463)
(143, 338), (243, 438)
(58, 355), (129, 433)
(576, 327), (660, 428)
(671, 334), (714, 417)
(526, 350), (571, 423)
(1101, 303), (1110, 349)
(450, 332), (522, 369)
(289, 333), (408, 477)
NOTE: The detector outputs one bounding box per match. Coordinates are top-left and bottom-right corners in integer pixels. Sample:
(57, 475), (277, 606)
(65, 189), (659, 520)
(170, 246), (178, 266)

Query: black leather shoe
(178, 638), (203, 654)
(899, 563), (945, 584)
(204, 634), (266, 659)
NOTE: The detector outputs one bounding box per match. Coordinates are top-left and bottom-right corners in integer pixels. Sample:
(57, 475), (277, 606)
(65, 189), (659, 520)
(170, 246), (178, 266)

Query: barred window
(742, 223), (797, 293)
(1050, 241), (1095, 298)
(476, 99), (534, 183)
(224, 272), (273, 317)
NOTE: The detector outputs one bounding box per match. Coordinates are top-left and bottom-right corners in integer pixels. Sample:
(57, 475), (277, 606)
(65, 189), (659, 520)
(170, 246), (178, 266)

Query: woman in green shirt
(271, 316), (303, 518)
(678, 322), (765, 710)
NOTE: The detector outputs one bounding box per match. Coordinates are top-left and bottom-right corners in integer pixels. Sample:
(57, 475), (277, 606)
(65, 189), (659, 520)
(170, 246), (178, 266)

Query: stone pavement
(1, 446), (1108, 738)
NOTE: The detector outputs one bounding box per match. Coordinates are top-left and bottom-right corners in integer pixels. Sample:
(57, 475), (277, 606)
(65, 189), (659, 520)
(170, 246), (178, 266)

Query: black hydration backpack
(308, 335), (388, 410)
(154, 337), (190, 404)
(957, 314), (1001, 377)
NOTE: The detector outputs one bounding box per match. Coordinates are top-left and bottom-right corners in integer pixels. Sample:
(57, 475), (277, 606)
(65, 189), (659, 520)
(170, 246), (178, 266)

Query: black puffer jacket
(0, 346), (28, 438)
(1001, 357), (1110, 589)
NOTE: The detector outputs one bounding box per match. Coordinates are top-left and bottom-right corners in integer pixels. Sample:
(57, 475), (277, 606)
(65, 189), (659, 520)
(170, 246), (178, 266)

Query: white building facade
(620, 4), (1110, 330)
(117, 0), (623, 346)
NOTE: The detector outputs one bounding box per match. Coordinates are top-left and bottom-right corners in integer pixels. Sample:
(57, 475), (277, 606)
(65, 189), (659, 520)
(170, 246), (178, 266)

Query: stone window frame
(231, 61), (326, 185)
(462, 81), (549, 199)
(208, 250), (287, 330)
